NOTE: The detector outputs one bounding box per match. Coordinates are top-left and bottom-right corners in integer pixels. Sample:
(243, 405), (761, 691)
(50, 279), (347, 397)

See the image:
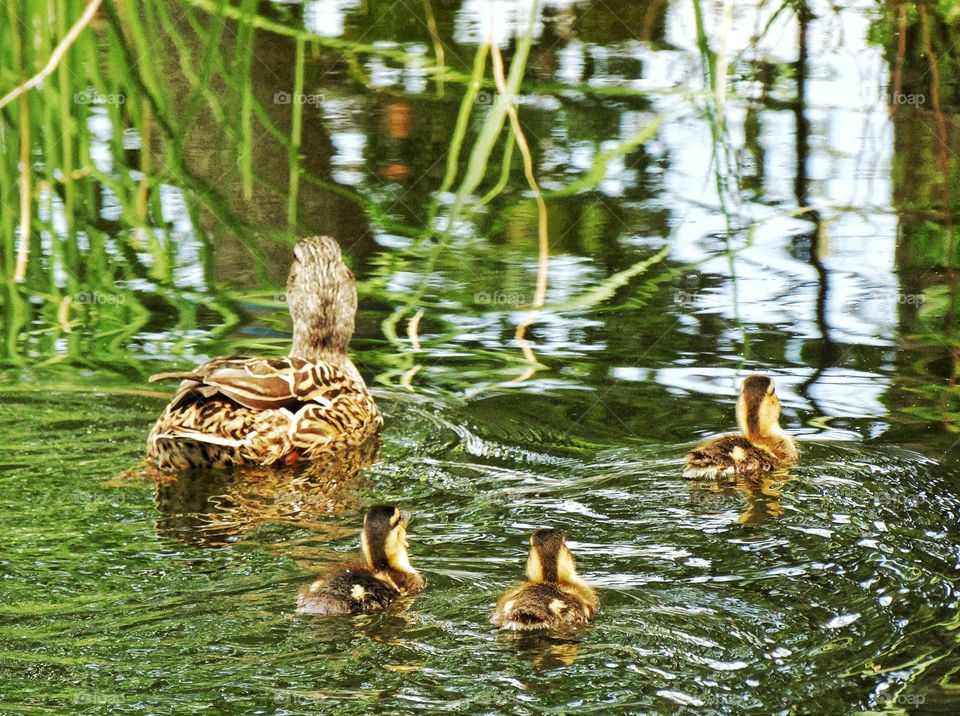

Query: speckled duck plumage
(147, 236), (381, 471)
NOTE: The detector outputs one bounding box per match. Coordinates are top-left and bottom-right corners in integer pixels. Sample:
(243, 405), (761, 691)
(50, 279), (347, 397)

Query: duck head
(735, 374), (784, 441)
(361, 505), (416, 574)
(525, 528), (580, 585)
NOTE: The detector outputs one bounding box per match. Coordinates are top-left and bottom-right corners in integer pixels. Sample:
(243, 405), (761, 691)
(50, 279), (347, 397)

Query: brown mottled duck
(147, 236), (381, 471)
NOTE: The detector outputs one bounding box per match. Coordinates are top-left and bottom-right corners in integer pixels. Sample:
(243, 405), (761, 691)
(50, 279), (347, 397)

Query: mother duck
(147, 236), (381, 471)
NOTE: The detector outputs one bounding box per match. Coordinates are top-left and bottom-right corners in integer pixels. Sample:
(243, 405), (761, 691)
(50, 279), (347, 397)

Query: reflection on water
(3, 0), (960, 713)
(152, 436), (380, 545)
(509, 631), (583, 671)
(687, 473), (792, 527)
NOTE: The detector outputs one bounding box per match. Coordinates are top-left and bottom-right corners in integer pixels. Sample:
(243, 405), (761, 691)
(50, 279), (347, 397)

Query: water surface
(2, 0), (960, 713)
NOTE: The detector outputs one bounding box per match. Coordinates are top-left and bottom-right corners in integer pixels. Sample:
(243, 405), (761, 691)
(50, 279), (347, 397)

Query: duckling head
(361, 504), (416, 574)
(287, 236), (357, 361)
(736, 374), (784, 441)
(525, 528), (579, 584)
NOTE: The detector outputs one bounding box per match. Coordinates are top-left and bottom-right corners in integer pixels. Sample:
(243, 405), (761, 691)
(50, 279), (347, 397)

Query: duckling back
(296, 567), (402, 615)
(684, 434), (780, 479)
(492, 583), (598, 630)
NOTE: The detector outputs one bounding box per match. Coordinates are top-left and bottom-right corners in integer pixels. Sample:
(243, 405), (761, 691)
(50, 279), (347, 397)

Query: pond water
(2, 0), (960, 713)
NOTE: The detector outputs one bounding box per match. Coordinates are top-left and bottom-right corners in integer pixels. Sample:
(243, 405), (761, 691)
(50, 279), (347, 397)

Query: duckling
(684, 374), (798, 479)
(491, 528), (598, 631)
(147, 236), (382, 471)
(296, 505), (425, 615)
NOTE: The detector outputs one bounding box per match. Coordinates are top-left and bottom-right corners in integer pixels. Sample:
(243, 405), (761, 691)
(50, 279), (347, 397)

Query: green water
(3, 0), (960, 713)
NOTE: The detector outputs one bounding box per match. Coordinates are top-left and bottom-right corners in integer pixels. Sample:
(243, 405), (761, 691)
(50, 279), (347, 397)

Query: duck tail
(148, 370), (198, 383)
(504, 605), (553, 630)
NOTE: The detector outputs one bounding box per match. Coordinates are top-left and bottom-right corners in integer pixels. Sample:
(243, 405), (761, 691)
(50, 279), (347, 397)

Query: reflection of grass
(372, 6), (680, 389)
(2, 0), (243, 367)
(375, 1), (545, 367)
(691, 0), (750, 357)
(1, 0), (672, 387)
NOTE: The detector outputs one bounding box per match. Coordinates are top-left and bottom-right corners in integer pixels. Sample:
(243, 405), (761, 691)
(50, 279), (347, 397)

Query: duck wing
(149, 356), (350, 411)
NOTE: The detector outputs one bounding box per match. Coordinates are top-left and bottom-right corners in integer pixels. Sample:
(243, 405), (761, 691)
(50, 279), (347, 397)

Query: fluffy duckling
(147, 235), (381, 471)
(684, 374), (798, 479)
(296, 505), (425, 615)
(491, 528), (598, 631)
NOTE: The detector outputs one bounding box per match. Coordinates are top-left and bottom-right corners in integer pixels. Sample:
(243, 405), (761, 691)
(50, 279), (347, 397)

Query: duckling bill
(491, 528), (598, 630)
(297, 505), (425, 615)
(147, 236), (382, 471)
(684, 374), (798, 479)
